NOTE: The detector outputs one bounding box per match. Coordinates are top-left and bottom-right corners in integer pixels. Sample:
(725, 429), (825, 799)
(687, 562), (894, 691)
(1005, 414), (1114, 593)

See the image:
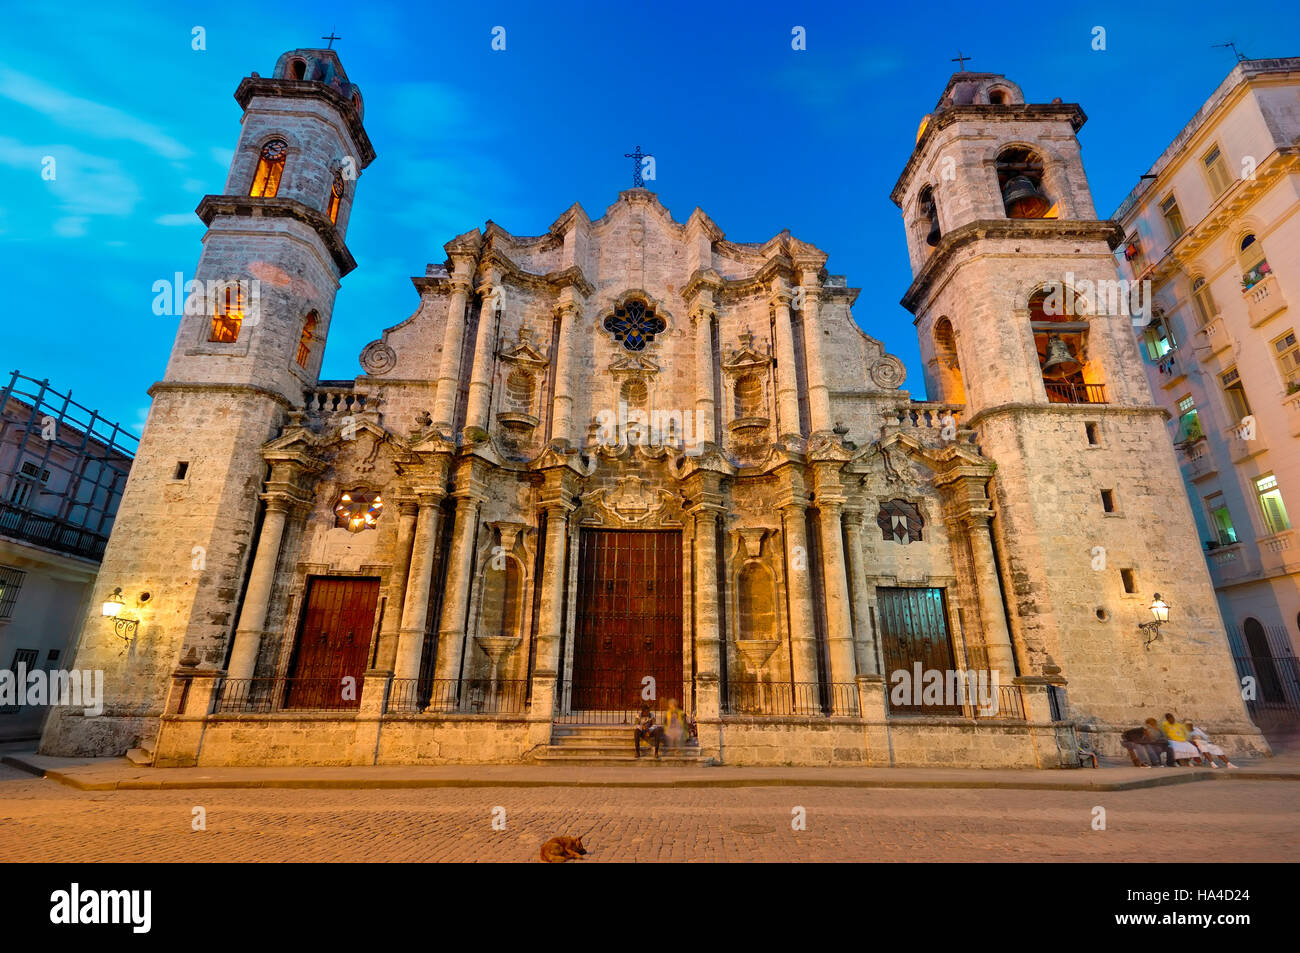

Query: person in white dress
(1186, 722), (1238, 769)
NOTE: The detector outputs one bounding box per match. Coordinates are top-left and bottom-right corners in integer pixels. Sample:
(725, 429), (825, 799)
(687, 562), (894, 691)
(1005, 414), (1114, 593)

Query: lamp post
(1139, 593), (1170, 649)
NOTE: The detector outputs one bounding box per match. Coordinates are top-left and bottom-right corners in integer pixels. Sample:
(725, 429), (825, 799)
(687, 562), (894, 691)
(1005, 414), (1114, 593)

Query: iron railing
(1232, 654), (1300, 720)
(0, 501), (112, 560)
(886, 677), (1027, 720)
(553, 681), (666, 724)
(722, 681), (859, 717)
(1044, 381), (1108, 404)
(213, 677), (363, 713)
(388, 677), (529, 715)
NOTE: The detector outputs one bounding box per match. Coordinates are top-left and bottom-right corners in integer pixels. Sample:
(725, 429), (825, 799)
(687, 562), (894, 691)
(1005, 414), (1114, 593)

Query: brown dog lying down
(539, 836), (588, 863)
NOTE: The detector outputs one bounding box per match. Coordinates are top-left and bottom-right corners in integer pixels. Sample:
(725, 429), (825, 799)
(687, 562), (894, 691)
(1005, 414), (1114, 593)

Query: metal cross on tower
(951, 51), (971, 71)
(624, 145), (650, 188)
(322, 30), (341, 49)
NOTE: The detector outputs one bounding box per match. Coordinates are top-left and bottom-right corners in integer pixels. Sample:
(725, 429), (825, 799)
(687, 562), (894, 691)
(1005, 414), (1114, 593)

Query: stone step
(533, 747), (702, 764)
(125, 747), (154, 766)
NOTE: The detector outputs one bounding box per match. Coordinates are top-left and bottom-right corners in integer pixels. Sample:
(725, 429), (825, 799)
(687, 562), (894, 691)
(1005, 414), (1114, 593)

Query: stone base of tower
(39, 710), (161, 760)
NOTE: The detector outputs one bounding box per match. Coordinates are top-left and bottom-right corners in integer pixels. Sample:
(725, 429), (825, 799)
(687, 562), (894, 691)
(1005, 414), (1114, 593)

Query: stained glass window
(335, 489), (383, 533)
(604, 299), (665, 351)
(877, 499), (923, 543)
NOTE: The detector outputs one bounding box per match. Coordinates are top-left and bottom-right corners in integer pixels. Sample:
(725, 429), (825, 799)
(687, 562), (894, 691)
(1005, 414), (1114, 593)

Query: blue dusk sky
(3, 0), (1298, 435)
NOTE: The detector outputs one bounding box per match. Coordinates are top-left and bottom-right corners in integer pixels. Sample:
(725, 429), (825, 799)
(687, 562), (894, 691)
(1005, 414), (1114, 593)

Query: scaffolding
(0, 370), (137, 561)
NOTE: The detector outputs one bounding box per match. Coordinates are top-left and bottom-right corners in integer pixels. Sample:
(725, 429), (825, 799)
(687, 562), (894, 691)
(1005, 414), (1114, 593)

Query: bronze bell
(1002, 175), (1051, 219)
(1041, 334), (1082, 379)
(925, 215), (941, 247)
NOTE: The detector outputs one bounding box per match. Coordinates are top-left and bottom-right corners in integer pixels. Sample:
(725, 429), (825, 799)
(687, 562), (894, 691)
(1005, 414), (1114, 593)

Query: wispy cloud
(0, 136), (140, 231)
(155, 213), (198, 227)
(0, 66), (191, 160)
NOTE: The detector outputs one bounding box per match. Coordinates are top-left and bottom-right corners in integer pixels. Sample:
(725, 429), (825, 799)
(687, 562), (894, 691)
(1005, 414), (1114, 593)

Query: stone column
(965, 513), (1016, 676)
(528, 501), (572, 727)
(432, 277), (472, 430)
(432, 493), (483, 685)
(781, 502), (821, 700)
(374, 499), (418, 673)
(797, 279), (833, 434)
(691, 506), (722, 719)
(769, 283), (802, 440)
(817, 501), (857, 711)
(690, 300), (717, 446)
(843, 511), (878, 675)
(227, 496), (292, 682)
(392, 491), (445, 685)
(551, 301), (580, 446)
(464, 279), (501, 436)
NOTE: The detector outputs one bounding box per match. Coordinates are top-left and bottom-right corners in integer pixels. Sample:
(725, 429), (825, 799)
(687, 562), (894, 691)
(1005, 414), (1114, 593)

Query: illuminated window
(996, 147), (1055, 219)
(1202, 145), (1233, 198)
(1205, 492), (1237, 546)
(1256, 474), (1290, 535)
(327, 172), (344, 224)
(1174, 395), (1202, 444)
(208, 283), (244, 343)
(1191, 277), (1217, 327)
(334, 489), (383, 533)
(296, 311), (318, 367)
(250, 139), (287, 198)
(1160, 194), (1185, 240)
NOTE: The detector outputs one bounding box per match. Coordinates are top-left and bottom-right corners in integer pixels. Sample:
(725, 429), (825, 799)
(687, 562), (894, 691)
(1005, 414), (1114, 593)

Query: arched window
(918, 185), (940, 247)
(296, 311), (318, 367)
(289, 59), (306, 80)
(208, 283), (244, 343)
(505, 370), (534, 412)
(988, 88), (1009, 105)
(1243, 617), (1284, 702)
(996, 147), (1054, 219)
(1029, 289), (1103, 403)
(1191, 276), (1218, 327)
(250, 139), (287, 198)
(932, 317), (964, 403)
(327, 171), (344, 224)
(1238, 234), (1271, 290)
(734, 375), (763, 418)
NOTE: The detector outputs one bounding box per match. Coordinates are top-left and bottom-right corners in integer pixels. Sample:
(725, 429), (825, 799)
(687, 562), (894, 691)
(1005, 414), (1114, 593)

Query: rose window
(604, 299), (665, 351)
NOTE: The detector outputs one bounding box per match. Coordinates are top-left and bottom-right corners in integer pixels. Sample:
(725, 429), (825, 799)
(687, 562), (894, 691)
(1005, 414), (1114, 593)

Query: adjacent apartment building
(0, 371), (135, 740)
(1114, 57), (1300, 724)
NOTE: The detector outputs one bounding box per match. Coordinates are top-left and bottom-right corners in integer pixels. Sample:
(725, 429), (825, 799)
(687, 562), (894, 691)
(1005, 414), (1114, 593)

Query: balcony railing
(0, 501), (111, 560)
(1044, 381), (1108, 404)
(722, 681), (859, 717)
(388, 677), (529, 714)
(213, 677), (363, 713)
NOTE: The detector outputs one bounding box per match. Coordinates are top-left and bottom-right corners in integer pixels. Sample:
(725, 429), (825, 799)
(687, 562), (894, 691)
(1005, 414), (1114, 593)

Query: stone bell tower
(42, 48), (375, 756)
(891, 71), (1264, 750)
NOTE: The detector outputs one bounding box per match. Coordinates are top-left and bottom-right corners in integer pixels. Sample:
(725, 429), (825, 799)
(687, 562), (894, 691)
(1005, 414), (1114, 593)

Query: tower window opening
(327, 172), (344, 225)
(250, 139), (287, 198)
(1029, 290), (1103, 403)
(1085, 422), (1099, 445)
(208, 283), (244, 343)
(1120, 568), (1137, 594)
(996, 147), (1055, 219)
(296, 311), (318, 367)
(1101, 489), (1115, 513)
(290, 59), (306, 80)
(918, 185), (940, 247)
(988, 88), (1008, 105)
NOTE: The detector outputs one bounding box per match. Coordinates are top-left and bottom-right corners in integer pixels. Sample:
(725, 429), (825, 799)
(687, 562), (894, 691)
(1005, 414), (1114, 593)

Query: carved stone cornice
(195, 195), (357, 276)
(900, 218), (1123, 314)
(233, 77), (376, 165)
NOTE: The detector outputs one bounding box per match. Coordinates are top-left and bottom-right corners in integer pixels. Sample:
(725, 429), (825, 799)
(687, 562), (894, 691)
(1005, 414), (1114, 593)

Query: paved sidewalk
(5, 750), (1299, 792)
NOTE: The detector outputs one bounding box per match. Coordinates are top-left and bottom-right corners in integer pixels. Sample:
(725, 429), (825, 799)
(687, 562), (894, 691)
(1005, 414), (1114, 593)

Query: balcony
(1245, 274), (1286, 327)
(1223, 422), (1267, 465)
(0, 501), (110, 561)
(1284, 389), (1300, 437)
(1155, 354), (1186, 389)
(1196, 315), (1232, 360)
(1044, 381), (1108, 404)
(1206, 543), (1245, 585)
(1178, 438), (1218, 482)
(1257, 530), (1300, 577)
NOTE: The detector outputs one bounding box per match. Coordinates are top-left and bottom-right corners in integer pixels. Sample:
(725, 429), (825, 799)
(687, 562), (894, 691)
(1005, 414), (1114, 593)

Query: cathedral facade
(41, 50), (1267, 767)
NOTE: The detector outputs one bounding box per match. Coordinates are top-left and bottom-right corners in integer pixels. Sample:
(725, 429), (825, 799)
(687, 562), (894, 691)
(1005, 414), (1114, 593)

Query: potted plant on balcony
(1242, 262), (1271, 291)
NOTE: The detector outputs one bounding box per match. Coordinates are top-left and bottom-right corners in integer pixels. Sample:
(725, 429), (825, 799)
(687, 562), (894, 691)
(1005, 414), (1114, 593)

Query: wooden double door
(285, 576), (380, 709)
(571, 530), (683, 711)
(875, 586), (960, 715)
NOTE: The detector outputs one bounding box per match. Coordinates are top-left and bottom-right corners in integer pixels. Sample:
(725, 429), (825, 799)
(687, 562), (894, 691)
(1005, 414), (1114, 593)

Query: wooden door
(572, 530), (682, 712)
(286, 577), (379, 709)
(875, 586), (960, 715)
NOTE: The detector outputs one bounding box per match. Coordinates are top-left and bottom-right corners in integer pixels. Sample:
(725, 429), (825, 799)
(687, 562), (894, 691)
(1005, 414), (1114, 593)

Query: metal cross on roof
(951, 51), (971, 71)
(624, 145), (650, 188)
(322, 30), (341, 49)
